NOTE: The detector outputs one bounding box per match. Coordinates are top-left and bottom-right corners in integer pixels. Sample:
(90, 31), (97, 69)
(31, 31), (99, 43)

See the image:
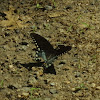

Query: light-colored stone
(91, 83), (96, 87)
(49, 89), (57, 94)
(50, 82), (55, 86)
(96, 86), (100, 90)
(22, 92), (29, 97)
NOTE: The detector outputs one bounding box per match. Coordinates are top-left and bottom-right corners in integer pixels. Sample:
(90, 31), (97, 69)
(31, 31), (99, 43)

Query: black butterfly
(30, 33), (71, 68)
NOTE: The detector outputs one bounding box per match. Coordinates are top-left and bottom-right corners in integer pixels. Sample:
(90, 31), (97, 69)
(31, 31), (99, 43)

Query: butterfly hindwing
(55, 45), (72, 56)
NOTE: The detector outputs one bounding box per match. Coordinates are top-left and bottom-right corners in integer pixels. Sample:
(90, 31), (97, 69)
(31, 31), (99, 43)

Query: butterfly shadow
(20, 62), (56, 75)
(43, 64), (56, 75)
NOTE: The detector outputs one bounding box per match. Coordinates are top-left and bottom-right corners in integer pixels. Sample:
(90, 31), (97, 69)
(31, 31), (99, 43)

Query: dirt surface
(0, 0), (100, 100)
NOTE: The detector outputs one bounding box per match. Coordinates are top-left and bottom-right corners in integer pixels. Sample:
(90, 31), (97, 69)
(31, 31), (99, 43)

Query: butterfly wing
(55, 45), (72, 56)
(30, 33), (56, 61)
(45, 45), (72, 67)
(30, 33), (54, 51)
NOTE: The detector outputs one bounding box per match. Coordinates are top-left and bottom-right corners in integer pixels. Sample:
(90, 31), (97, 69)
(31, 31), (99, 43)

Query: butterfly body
(30, 33), (71, 68)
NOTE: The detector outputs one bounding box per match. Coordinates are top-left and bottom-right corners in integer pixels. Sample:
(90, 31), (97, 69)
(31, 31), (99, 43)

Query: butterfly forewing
(30, 33), (54, 52)
(30, 33), (56, 62)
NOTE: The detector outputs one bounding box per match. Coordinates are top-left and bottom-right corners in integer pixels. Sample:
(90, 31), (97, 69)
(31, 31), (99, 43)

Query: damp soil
(0, 0), (100, 100)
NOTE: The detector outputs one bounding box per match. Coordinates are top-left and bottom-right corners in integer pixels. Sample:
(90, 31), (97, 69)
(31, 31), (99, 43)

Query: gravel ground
(0, 0), (100, 100)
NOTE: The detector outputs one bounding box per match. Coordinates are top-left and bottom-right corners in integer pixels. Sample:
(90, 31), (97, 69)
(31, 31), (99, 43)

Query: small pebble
(52, 94), (59, 98)
(21, 45), (27, 50)
(3, 45), (10, 50)
(64, 80), (70, 84)
(78, 23), (89, 29)
(9, 65), (14, 69)
(45, 5), (53, 10)
(18, 94), (21, 98)
(13, 83), (22, 88)
(91, 83), (96, 87)
(96, 86), (100, 90)
(75, 98), (79, 100)
(34, 92), (39, 96)
(9, 65), (16, 72)
(57, 64), (63, 68)
(44, 79), (50, 84)
(14, 29), (20, 33)
(28, 77), (37, 85)
(44, 98), (51, 100)
(20, 87), (30, 92)
(50, 82), (55, 86)
(74, 71), (81, 77)
(71, 88), (76, 91)
(22, 92), (29, 97)
(49, 89), (57, 94)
